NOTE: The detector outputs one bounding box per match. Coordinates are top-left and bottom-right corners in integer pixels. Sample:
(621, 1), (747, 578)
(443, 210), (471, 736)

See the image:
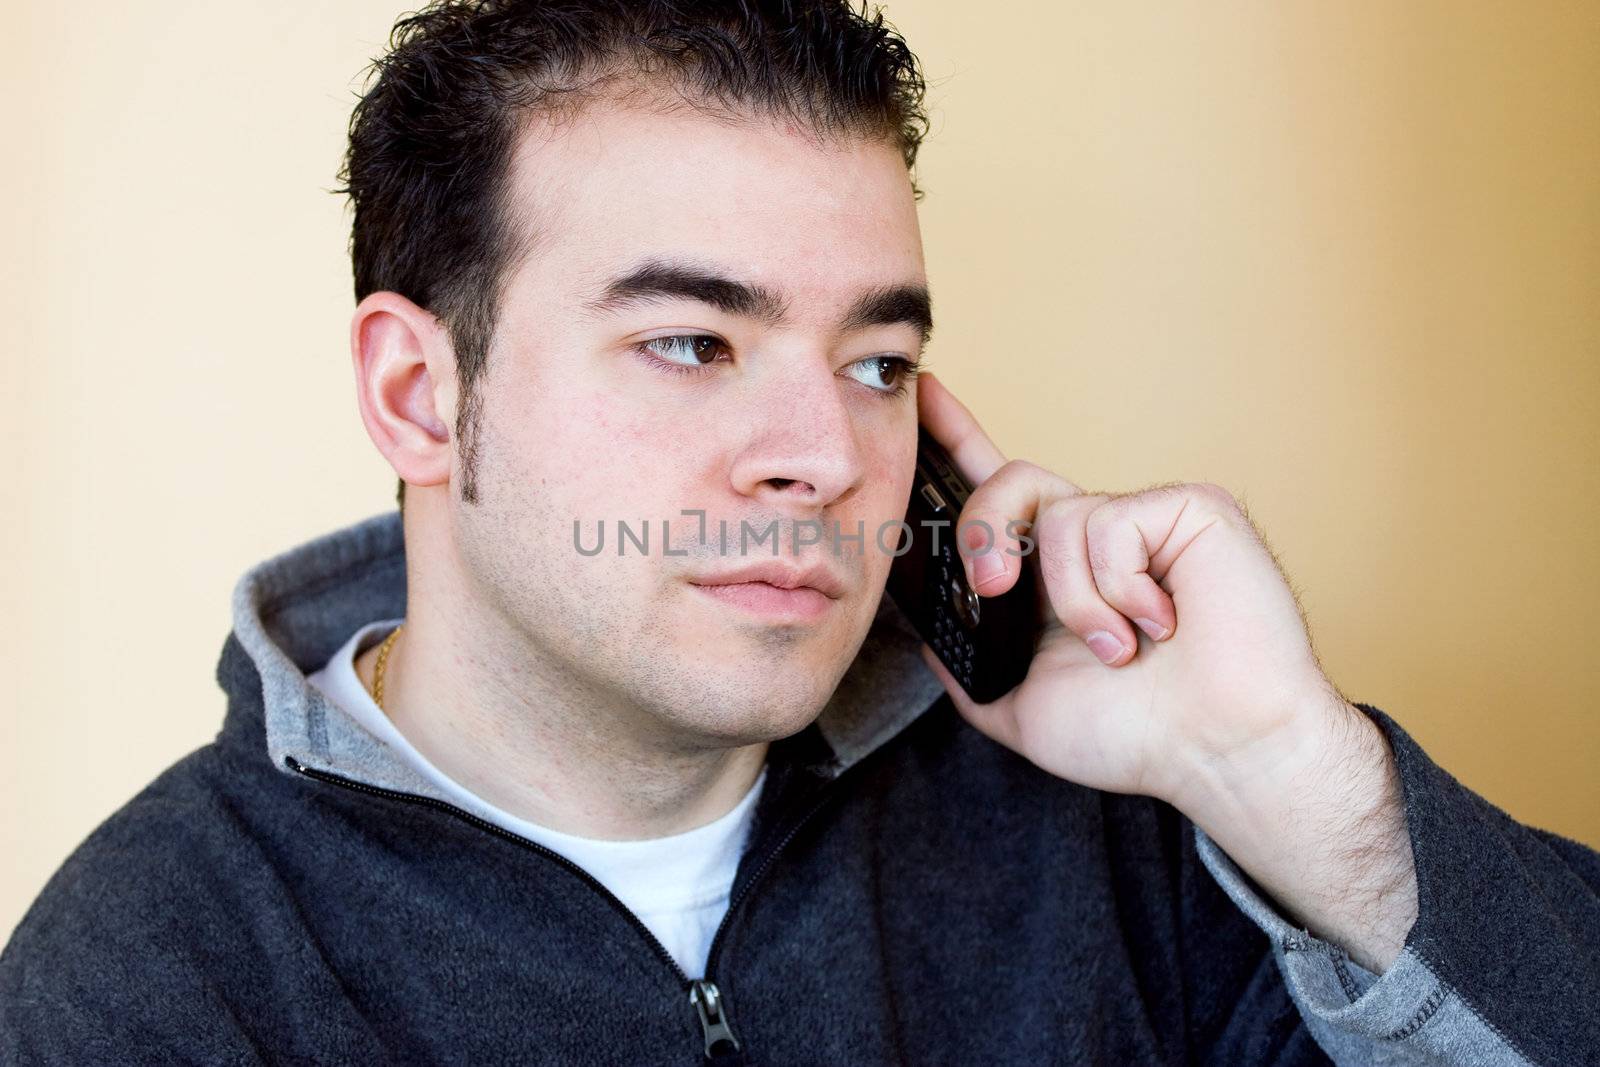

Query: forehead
(500, 93), (926, 307)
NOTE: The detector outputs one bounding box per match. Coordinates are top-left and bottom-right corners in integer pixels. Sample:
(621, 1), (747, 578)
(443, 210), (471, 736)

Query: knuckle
(995, 458), (1040, 482)
(1193, 480), (1240, 510)
(1085, 536), (1119, 583)
(1037, 534), (1078, 588)
(999, 458), (1084, 497)
(1081, 495), (1123, 539)
(1037, 494), (1082, 527)
(1034, 498), (1083, 548)
(1083, 496), (1116, 527)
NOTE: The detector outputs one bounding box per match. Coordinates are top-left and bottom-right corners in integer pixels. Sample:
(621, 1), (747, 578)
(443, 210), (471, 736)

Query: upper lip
(689, 560), (847, 600)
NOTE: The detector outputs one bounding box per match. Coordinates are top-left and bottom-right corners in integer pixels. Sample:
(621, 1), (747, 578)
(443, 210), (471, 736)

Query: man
(3, 1), (1596, 1063)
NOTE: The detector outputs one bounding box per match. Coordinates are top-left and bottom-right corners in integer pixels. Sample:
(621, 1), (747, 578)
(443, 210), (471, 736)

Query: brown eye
(644, 335), (728, 366)
(846, 355), (916, 393)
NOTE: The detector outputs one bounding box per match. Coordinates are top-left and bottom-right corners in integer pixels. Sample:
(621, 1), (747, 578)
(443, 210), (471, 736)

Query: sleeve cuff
(1191, 728), (1537, 1066)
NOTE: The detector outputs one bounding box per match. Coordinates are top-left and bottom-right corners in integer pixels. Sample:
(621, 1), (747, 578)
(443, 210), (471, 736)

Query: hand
(915, 371), (1417, 970)
(915, 370), (1349, 810)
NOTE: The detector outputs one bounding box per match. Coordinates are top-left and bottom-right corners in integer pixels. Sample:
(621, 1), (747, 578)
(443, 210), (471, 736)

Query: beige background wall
(3, 1), (1596, 940)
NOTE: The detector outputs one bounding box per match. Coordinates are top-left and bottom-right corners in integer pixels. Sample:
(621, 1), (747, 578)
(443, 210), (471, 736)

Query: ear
(350, 291), (456, 492)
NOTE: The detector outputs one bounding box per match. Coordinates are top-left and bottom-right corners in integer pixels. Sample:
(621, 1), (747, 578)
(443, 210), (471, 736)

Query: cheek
(850, 448), (916, 577)
(530, 395), (705, 525)
(862, 436), (915, 514)
(475, 380), (618, 543)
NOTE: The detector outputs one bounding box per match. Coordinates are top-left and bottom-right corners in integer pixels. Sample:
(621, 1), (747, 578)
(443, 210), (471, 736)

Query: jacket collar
(223, 510), (947, 800)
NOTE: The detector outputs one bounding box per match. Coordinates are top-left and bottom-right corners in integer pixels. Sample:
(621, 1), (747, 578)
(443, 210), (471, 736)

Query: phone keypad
(931, 613), (976, 690)
(931, 540), (977, 691)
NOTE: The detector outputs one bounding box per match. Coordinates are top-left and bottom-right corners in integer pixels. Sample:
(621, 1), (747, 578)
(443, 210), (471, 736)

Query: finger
(918, 643), (1022, 750)
(953, 459), (1079, 598)
(915, 370), (1007, 485)
(1033, 493), (1140, 666)
(1083, 493), (1183, 642)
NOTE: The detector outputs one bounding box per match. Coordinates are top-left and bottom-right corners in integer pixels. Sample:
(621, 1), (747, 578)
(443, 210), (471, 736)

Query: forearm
(1174, 695), (1418, 973)
(1185, 701), (1600, 1066)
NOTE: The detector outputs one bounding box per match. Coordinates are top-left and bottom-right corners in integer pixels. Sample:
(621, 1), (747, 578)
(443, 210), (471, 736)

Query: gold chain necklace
(370, 623), (403, 712)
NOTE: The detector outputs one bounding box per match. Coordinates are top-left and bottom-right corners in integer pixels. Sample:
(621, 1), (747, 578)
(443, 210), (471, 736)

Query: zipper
(700, 784), (839, 978)
(689, 979), (739, 1059)
(284, 753), (844, 1063)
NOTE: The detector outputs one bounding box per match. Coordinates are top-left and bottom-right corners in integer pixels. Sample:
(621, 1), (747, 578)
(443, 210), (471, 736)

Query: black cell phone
(886, 428), (1042, 703)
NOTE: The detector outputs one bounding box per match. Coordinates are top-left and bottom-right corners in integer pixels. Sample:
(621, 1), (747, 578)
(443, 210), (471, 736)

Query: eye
(636, 334), (730, 369)
(845, 354), (921, 396)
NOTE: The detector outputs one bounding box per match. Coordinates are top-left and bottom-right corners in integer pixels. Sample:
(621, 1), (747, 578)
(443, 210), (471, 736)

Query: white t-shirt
(306, 620), (767, 979)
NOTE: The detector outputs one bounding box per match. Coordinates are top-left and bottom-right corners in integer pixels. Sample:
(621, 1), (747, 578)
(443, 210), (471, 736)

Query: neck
(355, 591), (768, 844)
(356, 601), (768, 844)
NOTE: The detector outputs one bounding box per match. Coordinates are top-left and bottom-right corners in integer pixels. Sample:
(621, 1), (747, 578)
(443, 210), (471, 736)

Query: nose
(728, 359), (867, 516)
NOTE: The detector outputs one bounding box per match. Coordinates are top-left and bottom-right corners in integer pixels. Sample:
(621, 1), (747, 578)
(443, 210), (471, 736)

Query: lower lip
(690, 581), (834, 621)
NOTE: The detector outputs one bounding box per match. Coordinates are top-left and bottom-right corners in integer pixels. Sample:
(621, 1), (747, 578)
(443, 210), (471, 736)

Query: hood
(220, 510), (948, 801)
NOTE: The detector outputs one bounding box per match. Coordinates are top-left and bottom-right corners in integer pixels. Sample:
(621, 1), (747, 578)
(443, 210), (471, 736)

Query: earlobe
(350, 291), (456, 489)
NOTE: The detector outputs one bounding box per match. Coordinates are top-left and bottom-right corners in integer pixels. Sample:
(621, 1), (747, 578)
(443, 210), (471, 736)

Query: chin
(665, 674), (836, 747)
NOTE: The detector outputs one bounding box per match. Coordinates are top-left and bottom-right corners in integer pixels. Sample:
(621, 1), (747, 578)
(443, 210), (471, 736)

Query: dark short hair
(336, 0), (930, 506)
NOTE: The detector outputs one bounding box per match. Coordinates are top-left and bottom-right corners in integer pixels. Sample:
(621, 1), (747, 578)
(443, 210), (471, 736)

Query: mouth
(686, 561), (846, 623)
(687, 580), (835, 622)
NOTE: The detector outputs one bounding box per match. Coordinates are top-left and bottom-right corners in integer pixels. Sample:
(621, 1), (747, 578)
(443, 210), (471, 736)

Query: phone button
(950, 576), (981, 629)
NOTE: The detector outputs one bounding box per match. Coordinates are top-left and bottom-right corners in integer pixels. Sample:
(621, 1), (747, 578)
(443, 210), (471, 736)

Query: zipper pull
(688, 979), (742, 1062)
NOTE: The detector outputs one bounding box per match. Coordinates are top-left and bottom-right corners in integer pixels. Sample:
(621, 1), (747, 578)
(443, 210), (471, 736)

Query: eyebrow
(584, 258), (934, 347)
(840, 284), (934, 348)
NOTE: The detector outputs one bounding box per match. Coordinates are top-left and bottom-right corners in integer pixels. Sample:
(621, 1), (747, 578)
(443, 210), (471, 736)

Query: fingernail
(1134, 617), (1169, 641)
(1085, 630), (1127, 665)
(972, 550), (1005, 590)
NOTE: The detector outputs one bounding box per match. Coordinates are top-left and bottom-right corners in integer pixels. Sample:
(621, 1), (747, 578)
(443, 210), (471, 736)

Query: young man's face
(451, 92), (928, 749)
